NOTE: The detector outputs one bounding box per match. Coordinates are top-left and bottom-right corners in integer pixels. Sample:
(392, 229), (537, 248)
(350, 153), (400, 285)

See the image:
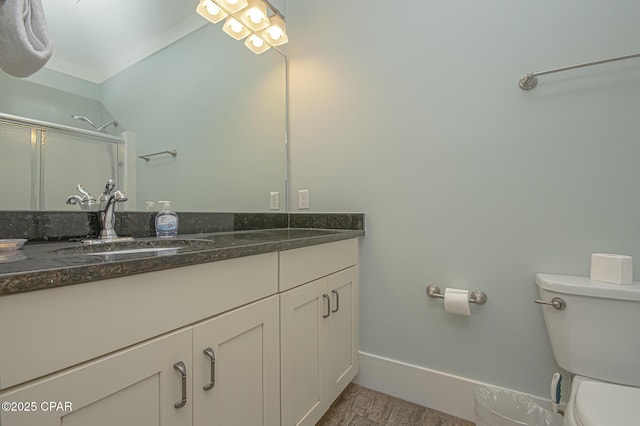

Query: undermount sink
(53, 238), (216, 257)
(84, 247), (184, 256)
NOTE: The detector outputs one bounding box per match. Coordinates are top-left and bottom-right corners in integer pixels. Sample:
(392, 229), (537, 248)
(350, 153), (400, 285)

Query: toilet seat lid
(574, 381), (640, 426)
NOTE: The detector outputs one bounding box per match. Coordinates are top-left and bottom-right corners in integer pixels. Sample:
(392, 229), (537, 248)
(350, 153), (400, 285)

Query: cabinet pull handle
(173, 361), (187, 408)
(331, 289), (340, 313)
(323, 293), (331, 318)
(203, 348), (216, 391)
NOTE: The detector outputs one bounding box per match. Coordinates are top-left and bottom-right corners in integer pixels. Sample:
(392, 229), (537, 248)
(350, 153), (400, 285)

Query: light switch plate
(270, 192), (279, 210)
(298, 189), (309, 210)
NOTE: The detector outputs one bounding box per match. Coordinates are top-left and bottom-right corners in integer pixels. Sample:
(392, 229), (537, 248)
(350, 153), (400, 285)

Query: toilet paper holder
(426, 284), (488, 305)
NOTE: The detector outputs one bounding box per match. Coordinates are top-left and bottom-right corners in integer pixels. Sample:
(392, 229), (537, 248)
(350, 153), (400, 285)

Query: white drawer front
(279, 239), (358, 292)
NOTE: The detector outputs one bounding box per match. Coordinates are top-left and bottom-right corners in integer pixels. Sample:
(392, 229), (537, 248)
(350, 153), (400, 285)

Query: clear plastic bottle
(155, 201), (178, 238)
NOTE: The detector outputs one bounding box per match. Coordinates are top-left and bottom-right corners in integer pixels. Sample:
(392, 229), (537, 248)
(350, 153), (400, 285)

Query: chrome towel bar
(138, 149), (178, 162)
(426, 284), (488, 305)
(519, 52), (640, 90)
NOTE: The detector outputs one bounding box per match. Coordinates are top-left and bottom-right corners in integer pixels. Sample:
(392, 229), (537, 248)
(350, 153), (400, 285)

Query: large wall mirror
(0, 0), (287, 213)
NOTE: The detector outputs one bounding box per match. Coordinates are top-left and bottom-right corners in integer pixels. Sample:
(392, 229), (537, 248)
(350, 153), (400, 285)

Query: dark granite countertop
(0, 228), (364, 296)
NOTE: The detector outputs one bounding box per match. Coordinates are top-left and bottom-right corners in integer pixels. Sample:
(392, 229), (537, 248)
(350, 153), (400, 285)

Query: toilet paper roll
(444, 288), (471, 316)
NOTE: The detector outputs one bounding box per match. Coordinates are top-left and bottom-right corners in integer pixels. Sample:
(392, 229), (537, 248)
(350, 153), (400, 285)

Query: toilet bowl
(535, 274), (640, 426)
(562, 376), (640, 426)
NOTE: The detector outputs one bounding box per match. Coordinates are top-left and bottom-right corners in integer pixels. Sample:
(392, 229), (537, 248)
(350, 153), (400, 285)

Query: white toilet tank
(535, 274), (640, 387)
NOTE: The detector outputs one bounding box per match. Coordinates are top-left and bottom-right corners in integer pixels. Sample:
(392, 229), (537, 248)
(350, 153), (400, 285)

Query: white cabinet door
(0, 328), (192, 426)
(192, 295), (280, 426)
(280, 266), (359, 426)
(280, 278), (329, 426)
(326, 267), (359, 402)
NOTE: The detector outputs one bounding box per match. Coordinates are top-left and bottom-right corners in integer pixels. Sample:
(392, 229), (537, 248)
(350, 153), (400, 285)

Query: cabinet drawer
(0, 253), (278, 390)
(279, 239), (358, 292)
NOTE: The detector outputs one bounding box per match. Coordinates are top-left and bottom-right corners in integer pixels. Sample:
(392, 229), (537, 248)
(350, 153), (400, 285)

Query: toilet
(535, 274), (640, 426)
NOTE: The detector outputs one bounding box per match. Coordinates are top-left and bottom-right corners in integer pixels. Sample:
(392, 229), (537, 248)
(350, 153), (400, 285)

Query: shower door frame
(0, 112), (125, 210)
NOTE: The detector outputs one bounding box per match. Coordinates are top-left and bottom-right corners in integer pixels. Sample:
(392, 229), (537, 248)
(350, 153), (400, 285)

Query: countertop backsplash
(0, 211), (364, 242)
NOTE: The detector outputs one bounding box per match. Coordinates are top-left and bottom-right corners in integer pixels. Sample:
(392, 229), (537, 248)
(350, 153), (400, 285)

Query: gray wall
(0, 70), (111, 129)
(287, 0), (640, 397)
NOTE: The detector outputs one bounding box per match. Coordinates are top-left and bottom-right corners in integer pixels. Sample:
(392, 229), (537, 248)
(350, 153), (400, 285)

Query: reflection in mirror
(0, 0), (287, 213)
(0, 115), (122, 211)
(45, 129), (120, 211)
(0, 123), (31, 208)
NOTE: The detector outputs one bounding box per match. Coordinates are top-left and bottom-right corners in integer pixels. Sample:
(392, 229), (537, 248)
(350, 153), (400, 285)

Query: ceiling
(42, 0), (205, 84)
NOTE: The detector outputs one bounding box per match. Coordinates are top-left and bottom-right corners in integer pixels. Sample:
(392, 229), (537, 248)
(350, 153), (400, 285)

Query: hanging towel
(0, 0), (53, 78)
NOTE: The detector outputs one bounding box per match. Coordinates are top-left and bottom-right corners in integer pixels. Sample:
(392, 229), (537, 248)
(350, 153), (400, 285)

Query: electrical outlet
(298, 189), (309, 210)
(270, 192), (279, 210)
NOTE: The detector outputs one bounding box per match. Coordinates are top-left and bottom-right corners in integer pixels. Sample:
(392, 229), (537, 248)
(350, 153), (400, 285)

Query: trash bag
(474, 386), (564, 426)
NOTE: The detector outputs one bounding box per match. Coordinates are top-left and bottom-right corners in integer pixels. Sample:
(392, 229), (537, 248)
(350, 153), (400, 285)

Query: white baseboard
(353, 351), (552, 422)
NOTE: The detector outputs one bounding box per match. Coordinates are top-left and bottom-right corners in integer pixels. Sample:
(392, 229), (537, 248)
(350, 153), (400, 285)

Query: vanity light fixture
(245, 34), (270, 54)
(223, 16), (251, 40)
(196, 0), (228, 23)
(239, 0), (270, 31)
(215, 0), (249, 13)
(261, 14), (287, 47)
(196, 0), (288, 54)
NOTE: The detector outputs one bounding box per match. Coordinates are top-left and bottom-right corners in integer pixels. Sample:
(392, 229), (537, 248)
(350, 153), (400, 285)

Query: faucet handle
(104, 179), (115, 193)
(66, 195), (81, 205)
(76, 184), (96, 202)
(98, 179), (115, 202)
(112, 190), (128, 203)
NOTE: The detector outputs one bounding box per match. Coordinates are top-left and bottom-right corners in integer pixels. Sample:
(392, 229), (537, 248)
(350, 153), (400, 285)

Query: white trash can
(474, 386), (563, 426)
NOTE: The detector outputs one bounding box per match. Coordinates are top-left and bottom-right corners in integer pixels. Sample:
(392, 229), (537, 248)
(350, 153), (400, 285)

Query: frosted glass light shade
(196, 0), (228, 24)
(215, 0), (248, 13)
(239, 0), (269, 31)
(223, 17), (251, 40)
(244, 34), (271, 54)
(261, 14), (288, 46)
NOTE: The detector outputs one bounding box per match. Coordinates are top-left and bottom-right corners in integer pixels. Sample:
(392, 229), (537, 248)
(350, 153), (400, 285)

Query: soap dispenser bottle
(155, 201), (178, 238)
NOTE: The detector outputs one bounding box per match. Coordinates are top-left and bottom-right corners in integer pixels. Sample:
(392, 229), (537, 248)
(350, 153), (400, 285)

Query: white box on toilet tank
(590, 253), (632, 285)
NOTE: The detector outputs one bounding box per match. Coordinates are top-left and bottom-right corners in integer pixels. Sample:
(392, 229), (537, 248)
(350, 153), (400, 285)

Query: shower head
(97, 120), (118, 132)
(71, 115), (118, 133)
(71, 114), (99, 131)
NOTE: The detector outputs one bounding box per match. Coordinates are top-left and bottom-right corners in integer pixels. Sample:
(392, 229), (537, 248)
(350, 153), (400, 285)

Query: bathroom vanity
(0, 229), (362, 426)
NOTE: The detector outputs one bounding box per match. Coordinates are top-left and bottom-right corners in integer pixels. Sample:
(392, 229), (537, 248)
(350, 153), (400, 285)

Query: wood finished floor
(316, 383), (474, 426)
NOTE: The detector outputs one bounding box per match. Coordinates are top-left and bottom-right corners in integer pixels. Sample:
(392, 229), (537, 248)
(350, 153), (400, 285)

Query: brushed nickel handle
(331, 289), (340, 313)
(173, 361), (187, 408)
(203, 348), (216, 391)
(323, 294), (331, 318)
(534, 297), (566, 311)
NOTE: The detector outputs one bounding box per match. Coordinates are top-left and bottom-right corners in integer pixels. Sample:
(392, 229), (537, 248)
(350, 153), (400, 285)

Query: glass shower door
(0, 113), (125, 211)
(43, 132), (120, 210)
(0, 122), (35, 210)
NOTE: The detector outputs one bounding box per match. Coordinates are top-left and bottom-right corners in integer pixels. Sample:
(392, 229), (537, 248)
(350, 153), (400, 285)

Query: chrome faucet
(97, 179), (128, 240)
(65, 184), (97, 210)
